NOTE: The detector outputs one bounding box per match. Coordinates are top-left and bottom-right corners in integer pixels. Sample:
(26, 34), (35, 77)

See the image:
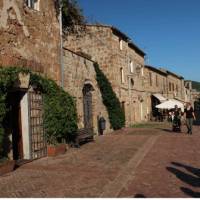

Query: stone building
(144, 65), (168, 119)
(159, 68), (185, 102)
(62, 48), (111, 134)
(143, 65), (190, 119)
(0, 0), (61, 161)
(184, 81), (193, 103)
(0, 0), (61, 82)
(65, 24), (147, 125)
(0, 1), (110, 161)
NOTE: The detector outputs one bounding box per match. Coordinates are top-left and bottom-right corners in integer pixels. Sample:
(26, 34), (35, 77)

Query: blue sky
(78, 0), (200, 82)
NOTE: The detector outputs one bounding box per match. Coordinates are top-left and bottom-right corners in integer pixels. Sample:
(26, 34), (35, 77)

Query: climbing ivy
(0, 67), (78, 159)
(94, 63), (125, 130)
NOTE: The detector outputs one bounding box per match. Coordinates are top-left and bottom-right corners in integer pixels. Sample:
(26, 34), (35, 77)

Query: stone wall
(143, 66), (168, 119)
(167, 74), (184, 101)
(63, 48), (112, 135)
(65, 25), (146, 125)
(0, 0), (60, 82)
(144, 67), (168, 96)
(144, 66), (187, 119)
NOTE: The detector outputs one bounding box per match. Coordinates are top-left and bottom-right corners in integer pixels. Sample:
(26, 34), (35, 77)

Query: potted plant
(47, 135), (66, 157)
(0, 157), (15, 176)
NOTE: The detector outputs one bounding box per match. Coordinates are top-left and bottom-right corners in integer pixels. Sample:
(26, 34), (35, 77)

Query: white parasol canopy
(156, 99), (184, 111)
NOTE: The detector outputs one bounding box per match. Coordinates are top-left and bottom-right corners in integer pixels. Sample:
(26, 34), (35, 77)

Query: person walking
(184, 102), (196, 134)
(172, 105), (182, 132)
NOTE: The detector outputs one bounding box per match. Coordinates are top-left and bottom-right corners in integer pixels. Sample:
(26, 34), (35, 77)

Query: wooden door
(83, 85), (93, 130)
(11, 92), (24, 160)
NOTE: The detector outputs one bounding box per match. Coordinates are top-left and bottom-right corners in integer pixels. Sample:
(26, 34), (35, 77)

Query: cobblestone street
(0, 123), (200, 198)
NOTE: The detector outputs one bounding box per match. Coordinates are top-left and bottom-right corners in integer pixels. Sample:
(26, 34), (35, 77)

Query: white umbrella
(156, 99), (184, 111)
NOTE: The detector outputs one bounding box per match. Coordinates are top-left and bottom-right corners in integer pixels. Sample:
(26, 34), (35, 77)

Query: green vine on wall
(94, 63), (125, 130)
(0, 67), (78, 159)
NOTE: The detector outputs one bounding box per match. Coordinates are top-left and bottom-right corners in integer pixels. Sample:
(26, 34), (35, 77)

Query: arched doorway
(83, 84), (94, 131)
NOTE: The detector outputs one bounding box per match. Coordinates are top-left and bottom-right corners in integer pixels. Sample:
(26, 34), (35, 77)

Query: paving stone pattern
(0, 124), (200, 198)
(118, 125), (200, 198)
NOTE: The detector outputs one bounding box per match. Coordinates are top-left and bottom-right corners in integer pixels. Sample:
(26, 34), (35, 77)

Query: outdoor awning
(156, 99), (184, 112)
(152, 93), (167, 102)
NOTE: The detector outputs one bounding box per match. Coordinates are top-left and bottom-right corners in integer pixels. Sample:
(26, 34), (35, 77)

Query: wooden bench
(74, 128), (94, 147)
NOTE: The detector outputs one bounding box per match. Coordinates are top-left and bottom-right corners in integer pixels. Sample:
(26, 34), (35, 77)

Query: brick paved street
(0, 123), (200, 198)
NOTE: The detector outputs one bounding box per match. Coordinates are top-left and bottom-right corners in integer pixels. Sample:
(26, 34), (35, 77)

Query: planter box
(0, 160), (15, 176)
(47, 144), (66, 157)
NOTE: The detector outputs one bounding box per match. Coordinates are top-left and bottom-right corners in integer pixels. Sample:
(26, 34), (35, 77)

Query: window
(120, 68), (125, 83)
(169, 82), (171, 91)
(130, 61), (134, 73)
(129, 78), (134, 89)
(119, 39), (123, 50)
(163, 78), (166, 92)
(172, 83), (174, 91)
(26, 0), (40, 11)
(156, 75), (158, 87)
(149, 72), (152, 86)
(130, 78), (134, 88)
(176, 84), (178, 92)
(141, 66), (144, 76)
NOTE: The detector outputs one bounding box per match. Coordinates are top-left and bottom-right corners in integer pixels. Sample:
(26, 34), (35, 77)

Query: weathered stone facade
(143, 66), (168, 119)
(160, 69), (185, 101)
(63, 48), (111, 134)
(144, 65), (188, 118)
(144, 66), (168, 97)
(184, 81), (193, 103)
(65, 24), (147, 125)
(0, 1), (196, 133)
(0, 0), (60, 82)
(0, 1), (112, 162)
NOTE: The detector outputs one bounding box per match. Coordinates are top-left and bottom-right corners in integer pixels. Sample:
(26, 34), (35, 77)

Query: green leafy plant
(54, 0), (86, 35)
(0, 67), (78, 158)
(94, 63), (125, 130)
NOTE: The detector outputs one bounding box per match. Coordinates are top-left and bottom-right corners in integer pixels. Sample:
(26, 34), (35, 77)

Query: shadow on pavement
(134, 194), (147, 198)
(166, 162), (200, 197)
(194, 121), (200, 126)
(157, 128), (182, 135)
(181, 187), (200, 197)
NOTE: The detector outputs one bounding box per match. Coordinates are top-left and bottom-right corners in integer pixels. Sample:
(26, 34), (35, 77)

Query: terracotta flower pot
(47, 144), (66, 157)
(0, 160), (16, 176)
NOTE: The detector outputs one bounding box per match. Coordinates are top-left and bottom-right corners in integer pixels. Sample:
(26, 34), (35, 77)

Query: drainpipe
(59, 0), (64, 88)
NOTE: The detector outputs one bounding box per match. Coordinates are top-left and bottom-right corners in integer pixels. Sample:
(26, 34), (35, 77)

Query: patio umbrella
(156, 99), (184, 111)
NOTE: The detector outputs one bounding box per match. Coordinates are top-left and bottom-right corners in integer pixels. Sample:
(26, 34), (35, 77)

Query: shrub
(0, 67), (78, 158)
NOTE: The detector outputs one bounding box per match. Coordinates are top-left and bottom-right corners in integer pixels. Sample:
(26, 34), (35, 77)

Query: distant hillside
(192, 81), (200, 91)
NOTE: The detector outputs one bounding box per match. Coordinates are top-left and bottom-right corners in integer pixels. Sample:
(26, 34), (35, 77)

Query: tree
(61, 0), (86, 34)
